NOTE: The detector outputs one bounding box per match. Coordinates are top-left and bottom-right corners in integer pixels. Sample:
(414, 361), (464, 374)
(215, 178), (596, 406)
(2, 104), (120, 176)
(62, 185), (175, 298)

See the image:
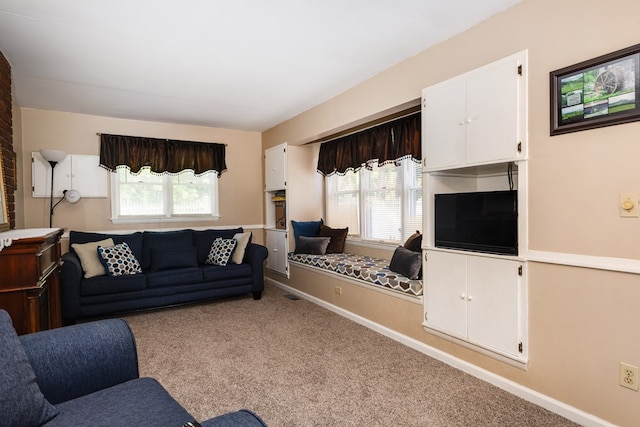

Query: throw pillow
(0, 310), (59, 426)
(389, 246), (422, 280)
(319, 224), (348, 253)
(97, 242), (142, 277)
(291, 219), (323, 241)
(294, 236), (331, 255)
(206, 238), (237, 266)
(403, 230), (422, 252)
(150, 246), (198, 272)
(71, 238), (115, 278)
(193, 228), (244, 264)
(231, 232), (252, 264)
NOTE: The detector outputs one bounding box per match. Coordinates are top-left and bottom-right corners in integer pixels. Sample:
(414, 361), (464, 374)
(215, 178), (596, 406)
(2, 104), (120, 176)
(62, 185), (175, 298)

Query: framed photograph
(550, 43), (640, 135)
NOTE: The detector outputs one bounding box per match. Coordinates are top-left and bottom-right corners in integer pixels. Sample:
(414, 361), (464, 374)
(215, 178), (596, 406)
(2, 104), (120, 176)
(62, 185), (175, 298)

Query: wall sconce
(39, 149), (81, 227)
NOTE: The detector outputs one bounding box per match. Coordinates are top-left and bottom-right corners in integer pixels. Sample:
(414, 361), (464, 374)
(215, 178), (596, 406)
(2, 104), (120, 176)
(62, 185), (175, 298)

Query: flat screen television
(434, 190), (518, 255)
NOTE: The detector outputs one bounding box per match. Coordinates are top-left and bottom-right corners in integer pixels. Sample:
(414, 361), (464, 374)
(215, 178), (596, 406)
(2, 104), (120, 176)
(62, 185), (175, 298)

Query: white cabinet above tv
(422, 50), (528, 171)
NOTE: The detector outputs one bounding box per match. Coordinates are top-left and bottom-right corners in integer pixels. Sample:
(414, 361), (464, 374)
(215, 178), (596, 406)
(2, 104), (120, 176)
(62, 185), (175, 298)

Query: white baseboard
(266, 277), (614, 427)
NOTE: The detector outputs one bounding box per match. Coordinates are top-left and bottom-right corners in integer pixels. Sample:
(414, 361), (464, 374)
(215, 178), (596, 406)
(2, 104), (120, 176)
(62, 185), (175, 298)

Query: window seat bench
(287, 252), (423, 297)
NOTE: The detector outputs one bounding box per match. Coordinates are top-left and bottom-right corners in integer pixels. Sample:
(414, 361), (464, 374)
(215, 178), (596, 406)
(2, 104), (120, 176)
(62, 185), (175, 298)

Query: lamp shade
(39, 149), (66, 163)
(64, 189), (81, 203)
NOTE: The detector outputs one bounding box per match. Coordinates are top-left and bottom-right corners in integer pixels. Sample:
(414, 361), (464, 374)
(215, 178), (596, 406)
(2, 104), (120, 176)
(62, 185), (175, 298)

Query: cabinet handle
(465, 118), (472, 124)
(460, 293), (466, 300)
(467, 295), (473, 301)
(273, 249), (278, 252)
(458, 121), (465, 126)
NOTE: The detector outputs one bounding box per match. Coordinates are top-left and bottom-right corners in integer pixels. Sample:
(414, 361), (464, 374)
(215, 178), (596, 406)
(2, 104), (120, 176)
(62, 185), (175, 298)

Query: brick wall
(0, 51), (15, 229)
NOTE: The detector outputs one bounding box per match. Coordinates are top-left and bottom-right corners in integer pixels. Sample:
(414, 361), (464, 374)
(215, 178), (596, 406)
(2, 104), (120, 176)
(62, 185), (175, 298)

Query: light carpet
(122, 284), (579, 426)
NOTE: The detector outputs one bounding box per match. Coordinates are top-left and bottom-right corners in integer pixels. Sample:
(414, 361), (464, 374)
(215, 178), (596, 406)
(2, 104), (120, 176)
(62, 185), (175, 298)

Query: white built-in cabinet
(421, 50), (529, 364)
(264, 144), (287, 191)
(32, 152), (108, 198)
(264, 142), (322, 277)
(425, 251), (525, 358)
(422, 50), (527, 171)
(264, 143), (288, 275)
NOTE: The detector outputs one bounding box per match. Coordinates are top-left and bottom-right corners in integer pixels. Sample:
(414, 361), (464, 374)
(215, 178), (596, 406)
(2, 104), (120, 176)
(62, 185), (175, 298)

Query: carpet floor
(122, 283), (579, 426)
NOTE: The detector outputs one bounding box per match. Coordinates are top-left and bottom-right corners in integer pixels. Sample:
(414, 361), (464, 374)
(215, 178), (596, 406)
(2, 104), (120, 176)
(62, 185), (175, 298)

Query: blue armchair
(0, 310), (266, 427)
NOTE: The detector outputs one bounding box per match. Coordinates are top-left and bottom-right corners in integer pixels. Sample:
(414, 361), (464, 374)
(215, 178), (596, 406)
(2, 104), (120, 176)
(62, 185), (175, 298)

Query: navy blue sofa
(0, 310), (266, 427)
(60, 228), (268, 322)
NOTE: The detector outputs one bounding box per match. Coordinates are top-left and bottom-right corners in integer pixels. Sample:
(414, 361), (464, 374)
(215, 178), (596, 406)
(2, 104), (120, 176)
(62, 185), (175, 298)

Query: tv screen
(434, 190), (518, 255)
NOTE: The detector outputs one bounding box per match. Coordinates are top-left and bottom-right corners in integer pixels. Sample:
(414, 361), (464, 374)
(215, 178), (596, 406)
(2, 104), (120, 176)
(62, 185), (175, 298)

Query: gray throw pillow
(294, 236), (331, 255)
(389, 246), (422, 280)
(0, 310), (59, 426)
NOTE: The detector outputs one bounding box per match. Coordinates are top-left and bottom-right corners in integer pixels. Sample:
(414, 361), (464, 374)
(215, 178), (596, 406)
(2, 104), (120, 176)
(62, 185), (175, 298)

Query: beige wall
(18, 109), (264, 242)
(263, 0), (640, 425)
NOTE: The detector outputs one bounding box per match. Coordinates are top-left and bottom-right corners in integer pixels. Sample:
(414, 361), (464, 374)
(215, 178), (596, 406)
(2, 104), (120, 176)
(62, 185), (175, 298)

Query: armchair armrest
(19, 318), (139, 405)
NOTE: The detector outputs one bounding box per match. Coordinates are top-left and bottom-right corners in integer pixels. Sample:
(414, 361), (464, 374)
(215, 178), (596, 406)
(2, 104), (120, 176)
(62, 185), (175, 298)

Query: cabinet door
(265, 144), (287, 191)
(422, 81), (467, 170)
(32, 153), (71, 197)
(32, 153), (107, 198)
(466, 255), (521, 356)
(465, 56), (520, 165)
(424, 250), (467, 338)
(69, 155), (108, 197)
(265, 229), (288, 275)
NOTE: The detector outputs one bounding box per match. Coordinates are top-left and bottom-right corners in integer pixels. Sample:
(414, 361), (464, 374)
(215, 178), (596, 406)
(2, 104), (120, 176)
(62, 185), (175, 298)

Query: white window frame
(326, 159), (422, 244)
(110, 167), (220, 224)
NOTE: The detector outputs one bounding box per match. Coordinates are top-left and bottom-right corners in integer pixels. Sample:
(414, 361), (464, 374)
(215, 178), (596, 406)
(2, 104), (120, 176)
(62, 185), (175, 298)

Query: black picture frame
(550, 43), (640, 136)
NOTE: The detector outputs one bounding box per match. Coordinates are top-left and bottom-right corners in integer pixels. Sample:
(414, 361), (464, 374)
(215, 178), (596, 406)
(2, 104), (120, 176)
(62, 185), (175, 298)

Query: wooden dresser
(0, 228), (64, 335)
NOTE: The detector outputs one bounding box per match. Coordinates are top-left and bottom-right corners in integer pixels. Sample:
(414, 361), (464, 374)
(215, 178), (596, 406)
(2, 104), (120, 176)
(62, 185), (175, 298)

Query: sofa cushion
(0, 310), (59, 426)
(142, 230), (194, 271)
(70, 231), (144, 266)
(71, 238), (115, 278)
(45, 377), (194, 427)
(146, 267), (203, 288)
(150, 246), (198, 272)
(98, 242), (143, 277)
(80, 274), (148, 297)
(231, 232), (252, 264)
(201, 263), (252, 282)
(193, 228), (243, 264)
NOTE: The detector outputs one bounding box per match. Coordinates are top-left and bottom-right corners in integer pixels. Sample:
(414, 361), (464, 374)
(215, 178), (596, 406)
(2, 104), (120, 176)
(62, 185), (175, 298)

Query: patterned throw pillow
(206, 238), (237, 266)
(97, 242), (142, 277)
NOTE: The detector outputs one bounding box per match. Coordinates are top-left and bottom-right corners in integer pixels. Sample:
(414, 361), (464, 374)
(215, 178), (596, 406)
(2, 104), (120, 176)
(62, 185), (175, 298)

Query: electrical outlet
(334, 286), (342, 295)
(619, 362), (639, 391)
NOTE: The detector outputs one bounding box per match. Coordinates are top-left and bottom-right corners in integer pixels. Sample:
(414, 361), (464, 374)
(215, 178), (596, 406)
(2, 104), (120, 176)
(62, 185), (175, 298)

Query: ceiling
(0, 0), (521, 132)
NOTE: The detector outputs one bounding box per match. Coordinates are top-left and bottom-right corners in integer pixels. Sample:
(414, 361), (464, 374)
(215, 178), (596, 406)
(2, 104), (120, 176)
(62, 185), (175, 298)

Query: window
(326, 158), (422, 243)
(111, 167), (219, 223)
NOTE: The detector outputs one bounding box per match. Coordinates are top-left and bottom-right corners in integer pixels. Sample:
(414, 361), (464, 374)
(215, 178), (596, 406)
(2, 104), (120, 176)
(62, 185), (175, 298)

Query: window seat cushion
(288, 252), (423, 297)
